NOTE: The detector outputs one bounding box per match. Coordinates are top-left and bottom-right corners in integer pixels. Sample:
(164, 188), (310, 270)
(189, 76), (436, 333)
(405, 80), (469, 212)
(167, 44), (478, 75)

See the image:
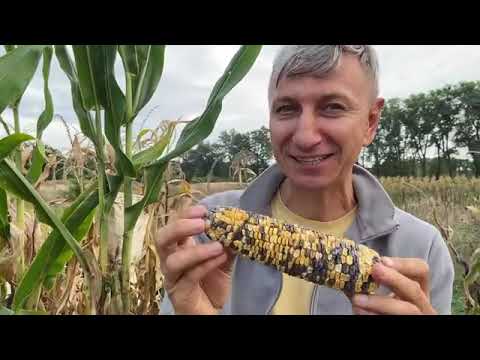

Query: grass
(381, 178), (480, 315)
(452, 271), (466, 315)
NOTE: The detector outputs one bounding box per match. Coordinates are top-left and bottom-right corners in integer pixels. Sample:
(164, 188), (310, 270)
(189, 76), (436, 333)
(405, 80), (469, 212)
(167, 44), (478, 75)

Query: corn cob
(204, 207), (380, 296)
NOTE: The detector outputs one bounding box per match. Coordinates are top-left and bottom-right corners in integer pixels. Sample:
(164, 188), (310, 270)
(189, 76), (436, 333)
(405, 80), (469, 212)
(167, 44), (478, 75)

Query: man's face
(269, 53), (384, 191)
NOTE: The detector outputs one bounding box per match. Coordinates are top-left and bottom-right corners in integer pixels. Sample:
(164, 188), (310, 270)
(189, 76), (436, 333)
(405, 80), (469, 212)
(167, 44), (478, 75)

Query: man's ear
(364, 97), (385, 146)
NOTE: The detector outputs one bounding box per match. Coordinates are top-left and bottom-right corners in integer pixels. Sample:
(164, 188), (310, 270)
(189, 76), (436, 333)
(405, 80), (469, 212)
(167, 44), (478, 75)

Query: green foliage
(366, 81), (480, 177)
(7, 45), (262, 313)
(0, 45), (47, 112)
(181, 126), (273, 181)
(0, 188), (9, 242)
(125, 45), (263, 232)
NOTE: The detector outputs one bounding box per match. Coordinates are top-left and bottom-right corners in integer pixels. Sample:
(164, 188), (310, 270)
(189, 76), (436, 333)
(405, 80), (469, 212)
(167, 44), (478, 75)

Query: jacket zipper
(309, 285), (318, 315)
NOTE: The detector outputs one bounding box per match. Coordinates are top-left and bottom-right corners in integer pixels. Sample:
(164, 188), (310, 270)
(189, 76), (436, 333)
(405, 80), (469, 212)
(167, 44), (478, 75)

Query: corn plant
(0, 46), (91, 314)
(0, 45), (53, 284)
(1, 45), (262, 315)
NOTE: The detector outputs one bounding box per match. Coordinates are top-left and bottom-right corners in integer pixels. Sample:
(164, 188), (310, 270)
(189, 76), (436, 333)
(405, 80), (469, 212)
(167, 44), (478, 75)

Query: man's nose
(291, 111), (323, 151)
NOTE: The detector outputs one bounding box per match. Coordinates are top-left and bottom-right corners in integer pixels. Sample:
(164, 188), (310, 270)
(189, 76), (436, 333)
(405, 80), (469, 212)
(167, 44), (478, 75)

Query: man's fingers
(218, 247), (236, 273)
(352, 306), (378, 315)
(371, 263), (434, 313)
(182, 252), (229, 287)
(164, 242), (224, 284)
(156, 218), (206, 257)
(352, 294), (422, 315)
(381, 257), (430, 296)
(178, 205), (208, 220)
(168, 205), (207, 223)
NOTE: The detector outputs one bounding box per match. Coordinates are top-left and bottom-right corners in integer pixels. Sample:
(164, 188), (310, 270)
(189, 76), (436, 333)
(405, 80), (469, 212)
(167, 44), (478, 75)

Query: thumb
(218, 247), (236, 276)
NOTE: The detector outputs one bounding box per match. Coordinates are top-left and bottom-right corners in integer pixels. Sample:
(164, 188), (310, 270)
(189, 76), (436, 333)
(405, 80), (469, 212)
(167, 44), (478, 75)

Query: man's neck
(279, 176), (357, 222)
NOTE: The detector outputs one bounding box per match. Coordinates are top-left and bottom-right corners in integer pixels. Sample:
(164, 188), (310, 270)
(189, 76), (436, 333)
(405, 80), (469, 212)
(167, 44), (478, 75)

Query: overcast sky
(2, 45), (480, 153)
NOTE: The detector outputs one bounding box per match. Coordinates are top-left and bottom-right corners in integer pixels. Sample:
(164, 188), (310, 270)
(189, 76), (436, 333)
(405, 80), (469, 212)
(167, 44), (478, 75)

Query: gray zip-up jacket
(160, 164), (455, 315)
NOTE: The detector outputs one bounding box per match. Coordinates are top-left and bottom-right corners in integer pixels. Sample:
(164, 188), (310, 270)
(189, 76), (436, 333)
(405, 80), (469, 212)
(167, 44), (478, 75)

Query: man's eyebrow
(318, 92), (352, 103)
(273, 93), (353, 104)
(272, 96), (296, 104)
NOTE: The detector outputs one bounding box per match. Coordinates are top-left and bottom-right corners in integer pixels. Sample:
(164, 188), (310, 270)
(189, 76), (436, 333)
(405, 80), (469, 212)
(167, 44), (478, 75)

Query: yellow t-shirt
(270, 191), (357, 315)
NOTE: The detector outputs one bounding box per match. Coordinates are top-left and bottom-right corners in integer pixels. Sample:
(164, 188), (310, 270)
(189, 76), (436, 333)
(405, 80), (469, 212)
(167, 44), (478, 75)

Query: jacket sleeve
(428, 230), (455, 315)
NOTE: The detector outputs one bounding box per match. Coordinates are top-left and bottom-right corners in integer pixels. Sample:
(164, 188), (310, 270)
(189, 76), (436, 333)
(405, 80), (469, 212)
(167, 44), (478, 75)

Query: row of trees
(181, 80), (480, 182)
(181, 126), (272, 182)
(363, 81), (480, 178)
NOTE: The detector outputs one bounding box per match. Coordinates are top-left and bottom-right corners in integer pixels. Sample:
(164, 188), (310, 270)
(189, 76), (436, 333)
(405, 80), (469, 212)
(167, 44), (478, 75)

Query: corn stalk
(6, 44), (263, 315)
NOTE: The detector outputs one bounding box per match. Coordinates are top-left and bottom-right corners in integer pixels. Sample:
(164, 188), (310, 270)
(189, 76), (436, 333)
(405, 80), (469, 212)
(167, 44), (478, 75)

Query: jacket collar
(239, 163), (399, 243)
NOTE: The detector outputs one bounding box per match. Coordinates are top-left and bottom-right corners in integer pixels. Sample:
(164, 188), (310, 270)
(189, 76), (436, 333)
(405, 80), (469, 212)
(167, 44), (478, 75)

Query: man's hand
(351, 257), (437, 315)
(155, 205), (235, 315)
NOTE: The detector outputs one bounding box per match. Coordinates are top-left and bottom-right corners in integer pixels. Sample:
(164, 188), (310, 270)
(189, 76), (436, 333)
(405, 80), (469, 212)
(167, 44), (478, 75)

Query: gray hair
(268, 45), (380, 104)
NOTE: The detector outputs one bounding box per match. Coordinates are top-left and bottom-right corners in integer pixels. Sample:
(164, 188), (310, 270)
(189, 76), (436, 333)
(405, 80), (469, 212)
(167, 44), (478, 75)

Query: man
(156, 45), (455, 315)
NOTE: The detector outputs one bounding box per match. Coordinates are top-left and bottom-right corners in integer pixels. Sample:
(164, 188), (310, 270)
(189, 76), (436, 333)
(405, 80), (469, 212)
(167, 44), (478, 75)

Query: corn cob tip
(204, 206), (380, 297)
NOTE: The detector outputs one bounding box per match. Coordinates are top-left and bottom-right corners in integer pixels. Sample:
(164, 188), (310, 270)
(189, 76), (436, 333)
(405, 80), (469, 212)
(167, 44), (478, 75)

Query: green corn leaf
(26, 140), (48, 185)
(0, 159), (93, 309)
(36, 46), (54, 139)
(132, 45), (165, 116)
(101, 46), (136, 177)
(55, 45), (96, 144)
(124, 45), (262, 231)
(13, 182), (98, 309)
(0, 136), (24, 250)
(14, 174), (124, 309)
(125, 162), (168, 231)
(72, 45), (109, 111)
(105, 174), (124, 213)
(0, 115), (11, 135)
(118, 45), (142, 77)
(0, 133), (34, 161)
(26, 47), (53, 185)
(0, 159), (52, 225)
(43, 204), (96, 289)
(0, 188), (9, 241)
(0, 45), (46, 113)
(119, 45), (165, 118)
(174, 45), (263, 157)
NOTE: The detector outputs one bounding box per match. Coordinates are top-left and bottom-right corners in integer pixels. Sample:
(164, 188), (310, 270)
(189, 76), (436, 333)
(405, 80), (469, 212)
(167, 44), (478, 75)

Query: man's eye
(325, 103), (346, 112)
(275, 105), (296, 114)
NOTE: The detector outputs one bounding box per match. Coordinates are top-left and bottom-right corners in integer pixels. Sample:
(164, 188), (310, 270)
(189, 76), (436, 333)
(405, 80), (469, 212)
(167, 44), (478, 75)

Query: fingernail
(353, 294), (369, 307)
(207, 242), (224, 255)
(194, 219), (206, 232)
(381, 257), (394, 267)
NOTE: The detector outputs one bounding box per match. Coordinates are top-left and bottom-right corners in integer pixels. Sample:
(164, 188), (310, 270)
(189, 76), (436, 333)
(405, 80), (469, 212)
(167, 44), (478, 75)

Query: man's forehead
(270, 56), (374, 104)
(271, 75), (358, 102)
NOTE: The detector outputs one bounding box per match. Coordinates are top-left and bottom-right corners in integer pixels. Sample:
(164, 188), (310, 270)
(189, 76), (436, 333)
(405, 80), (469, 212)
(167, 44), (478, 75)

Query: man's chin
(285, 174), (337, 192)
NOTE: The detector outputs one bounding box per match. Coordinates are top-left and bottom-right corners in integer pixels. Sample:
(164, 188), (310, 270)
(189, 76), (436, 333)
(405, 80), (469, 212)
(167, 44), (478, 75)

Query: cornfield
(0, 45), (478, 315)
(380, 176), (480, 314)
(0, 45), (263, 315)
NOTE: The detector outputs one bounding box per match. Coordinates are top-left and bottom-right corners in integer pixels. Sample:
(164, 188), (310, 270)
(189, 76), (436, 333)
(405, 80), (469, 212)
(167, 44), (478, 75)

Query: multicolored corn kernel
(204, 206), (380, 296)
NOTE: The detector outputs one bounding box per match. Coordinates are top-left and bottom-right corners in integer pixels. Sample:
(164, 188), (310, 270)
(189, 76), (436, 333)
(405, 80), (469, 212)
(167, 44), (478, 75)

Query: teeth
(295, 155), (330, 164)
